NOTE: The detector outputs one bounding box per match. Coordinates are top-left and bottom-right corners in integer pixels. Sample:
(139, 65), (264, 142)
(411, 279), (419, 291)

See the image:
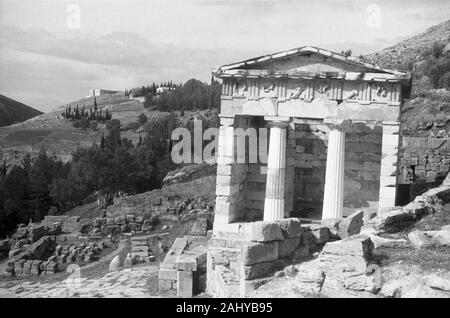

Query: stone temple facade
(211, 46), (412, 230)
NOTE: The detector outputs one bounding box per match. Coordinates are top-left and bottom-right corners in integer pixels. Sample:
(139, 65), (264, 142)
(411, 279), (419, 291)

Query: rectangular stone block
(241, 242), (279, 266)
(243, 261), (279, 280)
(177, 270), (193, 297)
(216, 184), (240, 196)
(276, 218), (302, 238)
(160, 255), (177, 269)
(278, 237), (300, 257)
(159, 268), (177, 281)
(249, 221), (284, 242)
(175, 256), (197, 271)
(159, 279), (176, 291)
(217, 165), (233, 176)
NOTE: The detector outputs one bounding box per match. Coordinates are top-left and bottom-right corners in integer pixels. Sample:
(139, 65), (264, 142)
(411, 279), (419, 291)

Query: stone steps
(130, 235), (152, 258)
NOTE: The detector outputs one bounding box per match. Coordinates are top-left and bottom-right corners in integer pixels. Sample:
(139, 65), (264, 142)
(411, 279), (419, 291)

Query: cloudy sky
(0, 0), (449, 111)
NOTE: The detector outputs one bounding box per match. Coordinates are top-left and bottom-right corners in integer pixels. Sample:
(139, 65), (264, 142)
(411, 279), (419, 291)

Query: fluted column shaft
(263, 118), (289, 221)
(322, 128), (346, 219)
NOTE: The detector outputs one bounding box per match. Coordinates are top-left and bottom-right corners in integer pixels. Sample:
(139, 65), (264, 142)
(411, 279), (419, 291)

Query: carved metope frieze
(263, 83), (275, 93)
(289, 80), (314, 101)
(317, 81), (331, 97)
(315, 80), (343, 100)
(289, 85), (306, 99)
(235, 79), (248, 96)
(345, 89), (359, 101)
(376, 84), (388, 98)
(221, 76), (401, 104)
(372, 82), (401, 103)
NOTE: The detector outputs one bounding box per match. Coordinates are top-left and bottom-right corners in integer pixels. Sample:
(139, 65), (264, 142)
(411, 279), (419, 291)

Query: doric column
(322, 121), (348, 220)
(378, 123), (400, 211)
(263, 117), (290, 222)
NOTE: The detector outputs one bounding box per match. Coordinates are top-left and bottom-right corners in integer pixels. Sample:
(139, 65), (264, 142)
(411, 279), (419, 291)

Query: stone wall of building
(398, 137), (450, 202)
(237, 120), (383, 220)
(206, 218), (334, 297)
(291, 122), (382, 219)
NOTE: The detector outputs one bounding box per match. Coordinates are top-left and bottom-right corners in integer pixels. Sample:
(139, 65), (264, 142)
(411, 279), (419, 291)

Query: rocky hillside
(365, 19), (450, 71)
(401, 89), (450, 138)
(364, 20), (450, 138)
(0, 94), (42, 127)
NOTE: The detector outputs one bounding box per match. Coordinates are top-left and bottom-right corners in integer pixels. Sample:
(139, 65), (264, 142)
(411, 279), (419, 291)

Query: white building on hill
(88, 89), (121, 97)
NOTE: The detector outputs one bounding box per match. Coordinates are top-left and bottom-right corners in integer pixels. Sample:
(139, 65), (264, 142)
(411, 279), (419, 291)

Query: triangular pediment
(215, 46), (406, 76)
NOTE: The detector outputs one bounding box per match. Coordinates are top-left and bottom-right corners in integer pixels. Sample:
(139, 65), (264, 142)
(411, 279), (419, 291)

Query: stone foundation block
(241, 242), (278, 266)
(175, 256), (197, 271)
(249, 221), (284, 242)
(242, 259), (285, 280)
(276, 218), (302, 238)
(159, 268), (177, 281)
(321, 235), (373, 258)
(159, 279), (176, 291)
(240, 277), (272, 297)
(278, 237), (300, 257)
(177, 270), (193, 297)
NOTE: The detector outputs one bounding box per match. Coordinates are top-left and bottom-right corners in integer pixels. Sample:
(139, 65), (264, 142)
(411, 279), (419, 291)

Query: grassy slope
(0, 94), (147, 166)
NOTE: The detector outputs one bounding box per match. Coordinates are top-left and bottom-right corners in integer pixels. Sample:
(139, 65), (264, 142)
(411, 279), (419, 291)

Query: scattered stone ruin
(158, 216), (211, 296)
(2, 222), (109, 277)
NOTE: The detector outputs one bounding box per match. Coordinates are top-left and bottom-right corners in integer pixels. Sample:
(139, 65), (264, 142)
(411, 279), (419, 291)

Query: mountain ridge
(0, 93), (43, 127)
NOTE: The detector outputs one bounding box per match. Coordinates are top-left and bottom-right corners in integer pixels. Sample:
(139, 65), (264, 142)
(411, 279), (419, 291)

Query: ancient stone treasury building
(206, 47), (411, 296)
(212, 46), (411, 227)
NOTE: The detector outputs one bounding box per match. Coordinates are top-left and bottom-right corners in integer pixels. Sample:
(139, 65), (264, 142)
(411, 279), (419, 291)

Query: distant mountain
(0, 94), (42, 127)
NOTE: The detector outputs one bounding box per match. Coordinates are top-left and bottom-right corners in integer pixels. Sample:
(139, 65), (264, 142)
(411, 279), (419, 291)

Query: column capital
(219, 115), (235, 126)
(264, 116), (291, 127)
(323, 118), (352, 133)
(381, 121), (400, 126)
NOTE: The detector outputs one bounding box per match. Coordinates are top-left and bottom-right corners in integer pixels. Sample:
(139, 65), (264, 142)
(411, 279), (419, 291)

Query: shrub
(126, 121), (140, 131)
(89, 121), (98, 131)
(137, 113), (148, 126)
(438, 72), (450, 89)
(150, 215), (160, 227)
(79, 118), (90, 130)
(72, 120), (80, 128)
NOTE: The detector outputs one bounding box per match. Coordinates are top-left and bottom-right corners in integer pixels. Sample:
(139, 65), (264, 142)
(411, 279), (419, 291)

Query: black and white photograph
(0, 0), (449, 302)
